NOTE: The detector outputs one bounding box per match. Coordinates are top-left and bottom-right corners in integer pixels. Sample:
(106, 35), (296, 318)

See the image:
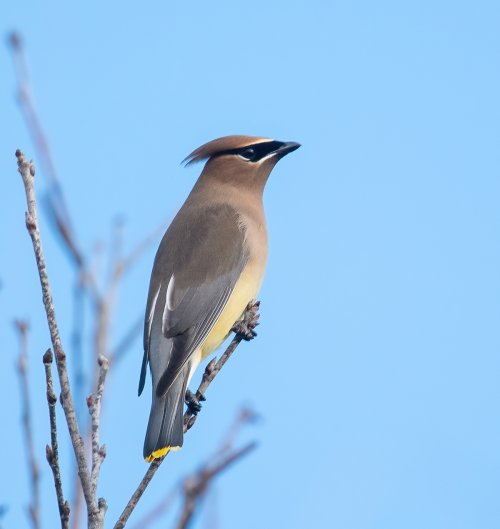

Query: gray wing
(138, 203), (248, 397)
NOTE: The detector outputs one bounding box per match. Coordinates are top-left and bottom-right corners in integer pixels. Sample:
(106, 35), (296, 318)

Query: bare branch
(184, 300), (260, 432)
(113, 459), (163, 529)
(90, 217), (162, 377)
(68, 223), (163, 529)
(175, 442), (257, 529)
(71, 213), (163, 529)
(43, 349), (71, 529)
(15, 150), (105, 529)
(129, 490), (177, 529)
(8, 32), (83, 267)
(95, 218), (166, 364)
(113, 300), (261, 529)
(133, 406), (258, 529)
(14, 319), (41, 529)
(87, 356), (109, 496)
(214, 407), (260, 457)
(106, 220), (167, 366)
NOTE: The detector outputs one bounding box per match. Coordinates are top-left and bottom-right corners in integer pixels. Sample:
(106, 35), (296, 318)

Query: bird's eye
(240, 148), (256, 161)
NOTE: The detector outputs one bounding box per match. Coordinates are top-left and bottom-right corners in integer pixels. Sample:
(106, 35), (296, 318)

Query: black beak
(274, 141), (301, 158)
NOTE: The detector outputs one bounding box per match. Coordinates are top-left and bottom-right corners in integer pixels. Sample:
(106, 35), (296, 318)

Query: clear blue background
(2, 1), (500, 528)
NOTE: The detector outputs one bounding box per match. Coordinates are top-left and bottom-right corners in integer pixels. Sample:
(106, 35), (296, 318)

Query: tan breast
(198, 194), (268, 362)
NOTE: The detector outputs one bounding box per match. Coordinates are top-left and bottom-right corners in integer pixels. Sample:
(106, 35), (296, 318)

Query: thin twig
(113, 300), (260, 529)
(74, 222), (161, 524)
(113, 459), (164, 529)
(16, 150), (105, 529)
(175, 442), (257, 529)
(72, 215), (164, 529)
(88, 356), (109, 496)
(214, 407), (260, 457)
(43, 349), (70, 529)
(14, 319), (41, 529)
(93, 219), (166, 366)
(129, 490), (177, 529)
(184, 300), (260, 432)
(8, 32), (82, 267)
(106, 221), (168, 367)
(133, 406), (258, 529)
(10, 34), (100, 525)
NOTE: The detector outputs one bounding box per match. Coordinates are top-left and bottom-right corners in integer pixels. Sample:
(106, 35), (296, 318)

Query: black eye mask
(222, 141), (285, 162)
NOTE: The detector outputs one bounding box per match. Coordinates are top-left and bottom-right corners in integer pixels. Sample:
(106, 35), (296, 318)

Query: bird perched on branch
(139, 135), (300, 462)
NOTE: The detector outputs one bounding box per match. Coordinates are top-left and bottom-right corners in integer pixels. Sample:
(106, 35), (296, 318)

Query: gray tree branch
(132, 407), (259, 529)
(87, 356), (109, 496)
(43, 348), (71, 529)
(14, 320), (41, 529)
(16, 149), (106, 529)
(175, 442), (257, 529)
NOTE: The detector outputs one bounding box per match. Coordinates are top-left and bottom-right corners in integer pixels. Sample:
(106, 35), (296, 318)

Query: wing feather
(140, 203), (248, 398)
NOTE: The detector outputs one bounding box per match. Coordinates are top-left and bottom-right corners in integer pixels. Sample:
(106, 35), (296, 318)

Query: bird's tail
(143, 364), (189, 462)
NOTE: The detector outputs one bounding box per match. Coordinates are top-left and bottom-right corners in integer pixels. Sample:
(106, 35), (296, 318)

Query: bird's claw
(232, 300), (260, 341)
(185, 389), (206, 415)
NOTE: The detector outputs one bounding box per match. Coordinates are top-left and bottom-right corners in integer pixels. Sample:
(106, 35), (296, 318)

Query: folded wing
(139, 203), (248, 397)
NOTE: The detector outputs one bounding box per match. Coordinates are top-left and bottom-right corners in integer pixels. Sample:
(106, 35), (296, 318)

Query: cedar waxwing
(138, 135), (300, 461)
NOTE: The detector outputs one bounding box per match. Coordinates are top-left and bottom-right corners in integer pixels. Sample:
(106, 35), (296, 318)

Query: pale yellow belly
(202, 260), (264, 357)
(187, 261), (264, 381)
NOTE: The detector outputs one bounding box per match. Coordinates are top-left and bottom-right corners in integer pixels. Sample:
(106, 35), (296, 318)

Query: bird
(138, 135), (300, 462)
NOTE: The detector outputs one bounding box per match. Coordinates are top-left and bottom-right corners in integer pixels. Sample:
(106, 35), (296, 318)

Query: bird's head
(183, 135), (300, 193)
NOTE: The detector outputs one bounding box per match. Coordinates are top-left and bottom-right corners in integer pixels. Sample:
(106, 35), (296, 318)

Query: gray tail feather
(143, 363), (189, 460)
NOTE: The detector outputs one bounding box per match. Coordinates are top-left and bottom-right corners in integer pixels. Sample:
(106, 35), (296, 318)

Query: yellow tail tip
(145, 445), (181, 463)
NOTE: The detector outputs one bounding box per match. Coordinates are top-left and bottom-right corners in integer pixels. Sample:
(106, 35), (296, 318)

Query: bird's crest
(182, 135), (273, 166)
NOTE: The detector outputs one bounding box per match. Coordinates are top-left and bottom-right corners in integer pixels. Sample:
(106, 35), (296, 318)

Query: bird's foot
(232, 300), (260, 341)
(185, 389), (206, 415)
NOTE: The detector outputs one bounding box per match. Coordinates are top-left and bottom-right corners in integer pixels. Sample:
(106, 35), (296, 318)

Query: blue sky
(2, 1), (500, 528)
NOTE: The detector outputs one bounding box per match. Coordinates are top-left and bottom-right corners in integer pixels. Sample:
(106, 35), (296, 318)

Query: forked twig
(16, 150), (106, 529)
(43, 349), (70, 529)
